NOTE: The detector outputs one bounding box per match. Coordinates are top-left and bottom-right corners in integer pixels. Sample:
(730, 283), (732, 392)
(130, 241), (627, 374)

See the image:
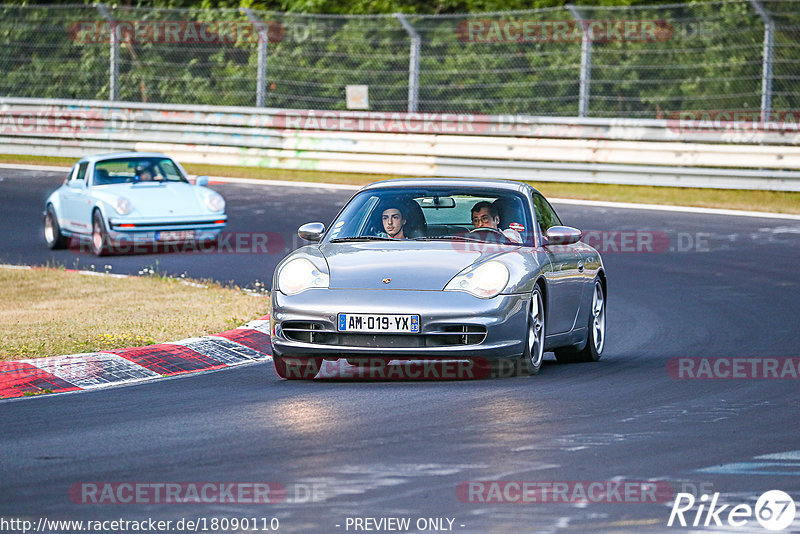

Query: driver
(378, 206), (407, 239)
(471, 201), (522, 243)
(135, 164), (156, 182)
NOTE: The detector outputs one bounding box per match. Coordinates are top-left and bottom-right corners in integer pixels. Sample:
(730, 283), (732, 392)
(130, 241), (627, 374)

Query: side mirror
(298, 222), (325, 242)
(195, 176), (209, 187)
(68, 180), (85, 189)
(545, 226), (582, 246)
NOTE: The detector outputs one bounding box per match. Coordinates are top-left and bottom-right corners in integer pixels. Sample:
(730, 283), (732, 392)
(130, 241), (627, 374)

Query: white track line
(207, 175), (360, 190)
(548, 198), (800, 221)
(0, 163), (71, 172)
(2, 162), (797, 220)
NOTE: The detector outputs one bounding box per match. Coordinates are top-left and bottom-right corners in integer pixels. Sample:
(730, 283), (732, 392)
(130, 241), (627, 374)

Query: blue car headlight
(205, 192), (225, 212)
(444, 261), (509, 298)
(277, 258), (329, 296)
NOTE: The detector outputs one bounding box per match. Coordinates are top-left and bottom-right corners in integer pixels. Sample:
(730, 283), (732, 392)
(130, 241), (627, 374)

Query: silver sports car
(270, 178), (606, 380)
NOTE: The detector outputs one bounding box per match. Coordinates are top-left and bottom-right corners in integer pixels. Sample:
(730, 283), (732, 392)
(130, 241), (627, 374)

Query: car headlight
(277, 258), (329, 296)
(205, 193), (225, 212)
(444, 261), (510, 298)
(113, 197), (132, 215)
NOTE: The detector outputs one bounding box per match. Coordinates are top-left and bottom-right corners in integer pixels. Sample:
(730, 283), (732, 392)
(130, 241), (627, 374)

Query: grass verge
(2, 153), (799, 215)
(0, 266), (268, 361)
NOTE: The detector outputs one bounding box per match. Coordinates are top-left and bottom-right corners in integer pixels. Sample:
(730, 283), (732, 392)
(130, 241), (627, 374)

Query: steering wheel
(468, 227), (506, 238)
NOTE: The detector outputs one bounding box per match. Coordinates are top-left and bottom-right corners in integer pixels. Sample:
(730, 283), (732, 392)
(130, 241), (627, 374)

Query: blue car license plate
(338, 314), (420, 333)
(156, 230), (195, 241)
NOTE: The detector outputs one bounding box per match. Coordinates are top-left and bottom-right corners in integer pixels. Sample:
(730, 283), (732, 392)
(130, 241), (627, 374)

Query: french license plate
(156, 230), (195, 241)
(338, 314), (420, 333)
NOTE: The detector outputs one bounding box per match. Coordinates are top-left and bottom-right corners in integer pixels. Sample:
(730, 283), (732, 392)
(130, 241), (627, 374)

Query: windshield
(92, 157), (188, 186)
(325, 187), (533, 245)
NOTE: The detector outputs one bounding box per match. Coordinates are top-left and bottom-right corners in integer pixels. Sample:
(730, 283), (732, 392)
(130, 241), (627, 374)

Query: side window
(328, 194), (379, 240)
(72, 162), (88, 182)
(532, 193), (562, 233)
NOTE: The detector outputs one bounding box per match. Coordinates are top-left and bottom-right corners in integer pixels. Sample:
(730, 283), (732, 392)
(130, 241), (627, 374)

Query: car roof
(361, 177), (539, 195)
(75, 152), (173, 164)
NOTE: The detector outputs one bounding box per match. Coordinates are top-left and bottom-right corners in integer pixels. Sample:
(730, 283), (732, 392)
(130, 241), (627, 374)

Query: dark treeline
(2, 0), (796, 116)
(3, 0), (680, 15)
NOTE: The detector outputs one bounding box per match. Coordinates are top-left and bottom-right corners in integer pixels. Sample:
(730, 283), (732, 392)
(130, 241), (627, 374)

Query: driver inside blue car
(471, 201), (522, 243)
(135, 164), (156, 182)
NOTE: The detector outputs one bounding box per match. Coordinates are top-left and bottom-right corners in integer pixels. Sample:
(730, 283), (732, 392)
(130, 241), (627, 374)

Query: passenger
(378, 206), (407, 239)
(470, 201), (522, 243)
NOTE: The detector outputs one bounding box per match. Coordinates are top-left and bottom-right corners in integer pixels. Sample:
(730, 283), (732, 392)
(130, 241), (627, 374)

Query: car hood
(93, 183), (207, 217)
(320, 241), (496, 290)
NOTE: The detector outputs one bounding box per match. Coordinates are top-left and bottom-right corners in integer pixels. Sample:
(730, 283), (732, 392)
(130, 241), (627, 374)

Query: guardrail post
(394, 13), (420, 113)
(749, 0), (774, 120)
(95, 4), (118, 101)
(243, 8), (268, 108)
(566, 5), (592, 118)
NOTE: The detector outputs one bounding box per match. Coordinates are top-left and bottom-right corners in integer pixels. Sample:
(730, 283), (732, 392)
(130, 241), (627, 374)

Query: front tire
(91, 210), (112, 256)
(44, 205), (67, 249)
(555, 279), (605, 363)
(520, 286), (545, 375)
(273, 355), (322, 380)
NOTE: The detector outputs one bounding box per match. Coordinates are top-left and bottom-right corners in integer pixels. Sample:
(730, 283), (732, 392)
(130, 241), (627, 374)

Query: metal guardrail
(2, 97), (800, 191)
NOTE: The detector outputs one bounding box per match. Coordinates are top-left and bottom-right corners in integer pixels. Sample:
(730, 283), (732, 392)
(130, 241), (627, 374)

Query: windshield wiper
(414, 235), (521, 245)
(329, 236), (397, 242)
(413, 236), (485, 243)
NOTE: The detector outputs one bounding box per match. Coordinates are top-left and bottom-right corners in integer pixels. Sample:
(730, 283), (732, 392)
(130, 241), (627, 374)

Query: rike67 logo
(668, 490), (796, 531)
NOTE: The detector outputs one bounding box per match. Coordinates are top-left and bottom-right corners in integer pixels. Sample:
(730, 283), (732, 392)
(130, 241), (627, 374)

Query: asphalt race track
(1, 168), (800, 533)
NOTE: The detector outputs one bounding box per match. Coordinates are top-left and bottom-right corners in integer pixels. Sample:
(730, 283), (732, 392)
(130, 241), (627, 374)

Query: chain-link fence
(1, 1), (798, 118)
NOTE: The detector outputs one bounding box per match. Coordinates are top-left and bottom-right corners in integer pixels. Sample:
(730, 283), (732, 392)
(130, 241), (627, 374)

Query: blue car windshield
(92, 157), (188, 185)
(326, 187), (534, 245)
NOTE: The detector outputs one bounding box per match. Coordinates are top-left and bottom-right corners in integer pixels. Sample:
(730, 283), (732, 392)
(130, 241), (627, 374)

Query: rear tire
(273, 355), (322, 380)
(91, 210), (112, 256)
(44, 205), (67, 249)
(555, 279), (605, 363)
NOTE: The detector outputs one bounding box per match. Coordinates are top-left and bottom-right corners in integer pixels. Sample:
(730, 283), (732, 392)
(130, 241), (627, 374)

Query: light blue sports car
(43, 152), (227, 256)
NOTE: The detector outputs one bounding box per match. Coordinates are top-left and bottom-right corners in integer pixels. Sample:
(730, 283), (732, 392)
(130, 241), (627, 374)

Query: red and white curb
(0, 318), (272, 400)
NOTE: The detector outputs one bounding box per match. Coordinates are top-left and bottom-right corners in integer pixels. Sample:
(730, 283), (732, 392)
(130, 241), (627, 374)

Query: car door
(61, 162), (91, 234)
(533, 193), (584, 334)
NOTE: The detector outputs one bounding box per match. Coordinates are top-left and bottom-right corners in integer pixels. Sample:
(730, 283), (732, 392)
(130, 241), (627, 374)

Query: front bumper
(270, 288), (530, 361)
(106, 216), (226, 243)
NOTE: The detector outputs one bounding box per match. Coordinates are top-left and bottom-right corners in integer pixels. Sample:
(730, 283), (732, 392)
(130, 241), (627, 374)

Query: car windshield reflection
(92, 157), (188, 186)
(325, 187), (533, 245)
